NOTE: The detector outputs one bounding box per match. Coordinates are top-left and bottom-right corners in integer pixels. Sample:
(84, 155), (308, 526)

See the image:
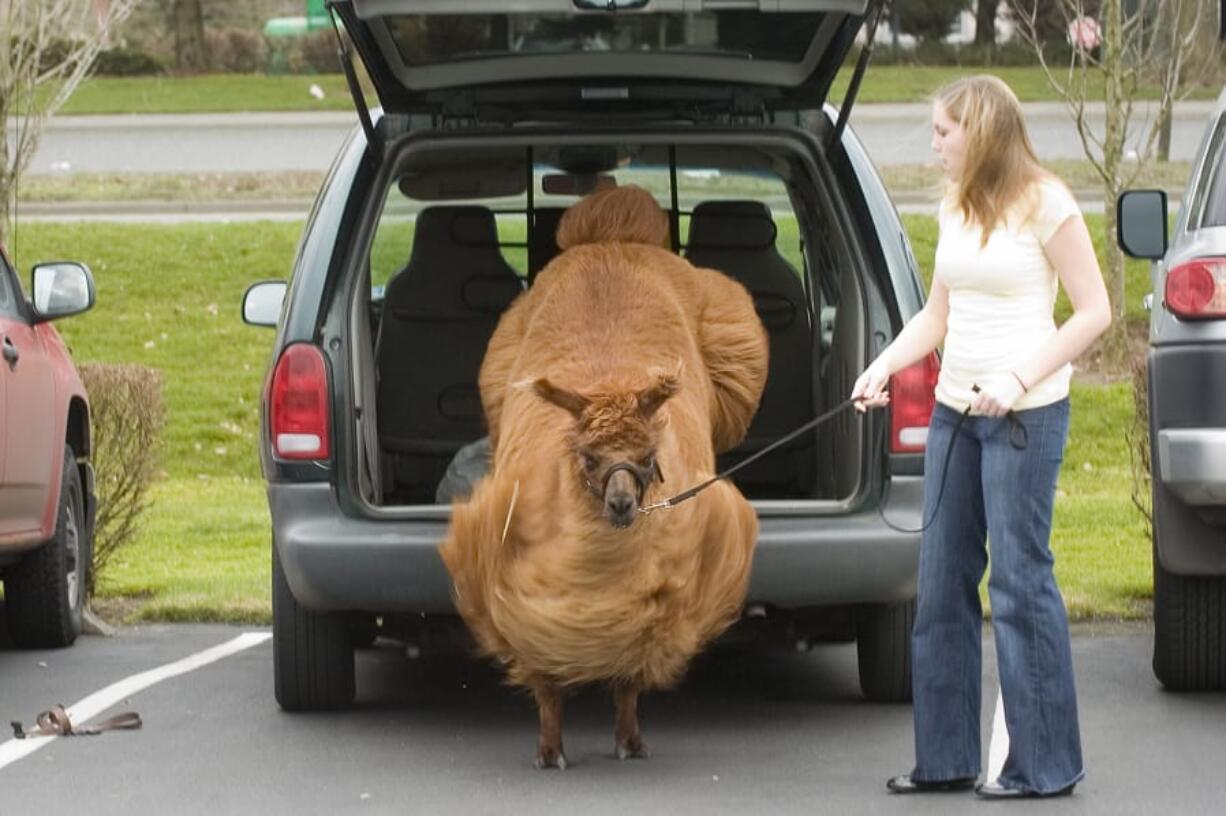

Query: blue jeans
(910, 399), (1085, 794)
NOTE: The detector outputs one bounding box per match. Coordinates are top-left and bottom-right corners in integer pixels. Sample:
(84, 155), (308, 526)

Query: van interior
(346, 136), (869, 510)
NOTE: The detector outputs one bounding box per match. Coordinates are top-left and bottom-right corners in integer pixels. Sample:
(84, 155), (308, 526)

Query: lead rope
(641, 385), (1028, 535)
(639, 396), (860, 514)
(12, 705), (142, 739)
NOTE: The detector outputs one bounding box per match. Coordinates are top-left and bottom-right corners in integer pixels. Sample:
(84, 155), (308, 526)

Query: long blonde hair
(935, 75), (1047, 246)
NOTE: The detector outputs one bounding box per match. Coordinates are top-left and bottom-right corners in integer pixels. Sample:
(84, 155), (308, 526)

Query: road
(1, 620), (1222, 815)
(16, 101), (1216, 176)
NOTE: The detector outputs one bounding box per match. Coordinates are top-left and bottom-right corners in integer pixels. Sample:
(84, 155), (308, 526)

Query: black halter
(585, 459), (665, 505)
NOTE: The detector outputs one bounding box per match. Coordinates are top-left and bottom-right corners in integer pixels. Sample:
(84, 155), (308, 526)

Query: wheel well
(67, 396), (90, 458)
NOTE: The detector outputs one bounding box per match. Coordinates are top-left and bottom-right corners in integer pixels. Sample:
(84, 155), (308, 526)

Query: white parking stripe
(0, 631), (270, 772)
(987, 687), (1009, 783)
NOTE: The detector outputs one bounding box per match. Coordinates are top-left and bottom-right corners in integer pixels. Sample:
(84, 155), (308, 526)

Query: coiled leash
(640, 385), (1029, 537)
(876, 386), (1027, 534)
(11, 704), (141, 739)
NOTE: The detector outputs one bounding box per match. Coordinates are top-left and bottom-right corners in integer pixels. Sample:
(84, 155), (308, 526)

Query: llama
(440, 186), (768, 768)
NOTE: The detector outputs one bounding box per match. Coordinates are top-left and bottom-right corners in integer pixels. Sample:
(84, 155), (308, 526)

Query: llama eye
(639, 455), (655, 470)
(581, 453), (599, 471)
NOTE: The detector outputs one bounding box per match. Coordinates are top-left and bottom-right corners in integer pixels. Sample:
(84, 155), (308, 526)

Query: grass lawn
(59, 66), (1221, 116)
(10, 214), (1153, 623)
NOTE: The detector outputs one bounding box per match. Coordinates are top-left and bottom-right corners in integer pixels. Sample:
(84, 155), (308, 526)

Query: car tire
(5, 445), (89, 649)
(272, 544), (356, 710)
(855, 599), (914, 703)
(1153, 548), (1226, 691)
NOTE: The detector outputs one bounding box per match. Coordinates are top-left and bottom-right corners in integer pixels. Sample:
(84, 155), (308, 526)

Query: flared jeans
(910, 398), (1085, 794)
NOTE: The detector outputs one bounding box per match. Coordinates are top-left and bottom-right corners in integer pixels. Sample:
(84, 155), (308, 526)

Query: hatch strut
(828, 0), (885, 153)
(328, 4), (377, 147)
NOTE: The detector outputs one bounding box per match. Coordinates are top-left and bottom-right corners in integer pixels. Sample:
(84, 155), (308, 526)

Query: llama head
(531, 363), (681, 529)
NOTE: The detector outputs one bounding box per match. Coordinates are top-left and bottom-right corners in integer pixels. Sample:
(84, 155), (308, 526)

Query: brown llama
(439, 185), (768, 769)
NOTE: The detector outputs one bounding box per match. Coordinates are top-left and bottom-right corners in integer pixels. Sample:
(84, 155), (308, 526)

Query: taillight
(1166, 258), (1226, 319)
(890, 352), (940, 453)
(269, 343), (330, 460)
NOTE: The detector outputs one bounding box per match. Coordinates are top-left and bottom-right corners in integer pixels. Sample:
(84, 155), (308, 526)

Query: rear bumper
(268, 479), (922, 614)
(1157, 429), (1226, 506)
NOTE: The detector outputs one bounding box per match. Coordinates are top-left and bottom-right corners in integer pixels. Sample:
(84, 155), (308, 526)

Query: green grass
(57, 66), (1220, 116)
(59, 74), (362, 115)
(10, 216), (1154, 623)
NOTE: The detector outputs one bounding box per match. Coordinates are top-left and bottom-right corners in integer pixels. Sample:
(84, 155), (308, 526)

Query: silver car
(1117, 87), (1226, 691)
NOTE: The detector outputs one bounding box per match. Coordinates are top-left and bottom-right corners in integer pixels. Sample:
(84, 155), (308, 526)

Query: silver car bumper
(1158, 429), (1226, 505)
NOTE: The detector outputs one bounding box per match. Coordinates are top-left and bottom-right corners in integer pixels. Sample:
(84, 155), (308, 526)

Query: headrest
(411, 206), (501, 255)
(687, 200), (778, 251)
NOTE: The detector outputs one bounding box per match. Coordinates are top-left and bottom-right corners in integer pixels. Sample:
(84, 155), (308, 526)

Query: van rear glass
(385, 11), (826, 66)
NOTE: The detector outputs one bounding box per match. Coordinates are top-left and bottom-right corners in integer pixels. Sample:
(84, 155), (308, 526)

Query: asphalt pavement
(0, 620), (1222, 815)
(15, 100), (1217, 177)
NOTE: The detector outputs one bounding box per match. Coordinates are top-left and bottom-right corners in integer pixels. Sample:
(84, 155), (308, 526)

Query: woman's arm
(971, 214), (1112, 416)
(850, 275), (950, 411)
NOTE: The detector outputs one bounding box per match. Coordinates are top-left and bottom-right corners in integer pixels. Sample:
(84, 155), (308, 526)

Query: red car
(0, 244), (96, 648)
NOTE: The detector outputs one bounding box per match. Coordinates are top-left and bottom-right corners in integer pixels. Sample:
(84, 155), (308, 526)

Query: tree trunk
(1101, 0), (1129, 362)
(974, 0), (997, 47)
(174, 0), (207, 74)
(1158, 106), (1172, 163)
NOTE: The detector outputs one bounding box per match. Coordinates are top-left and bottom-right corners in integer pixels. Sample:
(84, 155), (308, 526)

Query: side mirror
(31, 262), (95, 321)
(1117, 189), (1168, 260)
(242, 280), (287, 327)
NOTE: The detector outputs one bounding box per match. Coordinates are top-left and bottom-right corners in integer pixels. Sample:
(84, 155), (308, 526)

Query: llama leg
(613, 684), (650, 760)
(531, 681), (568, 770)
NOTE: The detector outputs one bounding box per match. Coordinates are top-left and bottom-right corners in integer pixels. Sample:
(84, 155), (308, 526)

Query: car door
(0, 250), (57, 540)
(333, 0), (869, 118)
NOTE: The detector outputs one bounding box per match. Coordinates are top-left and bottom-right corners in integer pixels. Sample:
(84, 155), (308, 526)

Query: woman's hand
(851, 357), (893, 413)
(970, 374), (1026, 418)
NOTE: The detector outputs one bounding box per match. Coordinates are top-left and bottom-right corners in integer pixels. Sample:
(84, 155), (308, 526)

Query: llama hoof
(615, 738), (651, 760)
(534, 748), (569, 770)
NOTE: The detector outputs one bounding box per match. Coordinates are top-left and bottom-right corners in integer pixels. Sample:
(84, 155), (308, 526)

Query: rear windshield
(385, 11), (825, 66)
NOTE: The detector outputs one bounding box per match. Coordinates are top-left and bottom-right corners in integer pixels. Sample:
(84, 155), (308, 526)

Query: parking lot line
(0, 631), (270, 772)
(987, 687), (1008, 783)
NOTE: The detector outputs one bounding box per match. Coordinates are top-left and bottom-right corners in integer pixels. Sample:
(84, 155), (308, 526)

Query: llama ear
(532, 377), (589, 418)
(637, 363), (682, 418)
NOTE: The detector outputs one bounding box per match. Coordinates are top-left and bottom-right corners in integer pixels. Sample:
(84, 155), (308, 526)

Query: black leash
(877, 385), (1028, 535)
(641, 386), (1029, 537)
(638, 396), (860, 514)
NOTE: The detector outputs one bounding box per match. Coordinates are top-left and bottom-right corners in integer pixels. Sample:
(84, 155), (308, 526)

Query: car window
(0, 251), (21, 318)
(1191, 113), (1226, 229)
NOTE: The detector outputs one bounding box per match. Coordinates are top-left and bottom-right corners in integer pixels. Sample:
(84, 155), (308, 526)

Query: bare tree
(0, 0), (138, 246)
(1011, 0), (1219, 361)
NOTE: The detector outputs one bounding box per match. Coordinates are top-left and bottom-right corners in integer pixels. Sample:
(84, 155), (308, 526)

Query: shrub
(1127, 357), (1152, 541)
(93, 46), (164, 76)
(285, 30), (342, 74)
(205, 26), (267, 74)
(79, 363), (166, 596)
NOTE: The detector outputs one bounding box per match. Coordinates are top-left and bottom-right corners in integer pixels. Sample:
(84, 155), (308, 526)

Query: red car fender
(33, 321), (91, 542)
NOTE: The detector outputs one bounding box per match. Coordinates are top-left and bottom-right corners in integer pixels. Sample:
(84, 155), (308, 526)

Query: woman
(852, 75), (1111, 799)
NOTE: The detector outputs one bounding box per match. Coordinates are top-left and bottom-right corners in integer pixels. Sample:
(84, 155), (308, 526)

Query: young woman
(851, 75), (1111, 799)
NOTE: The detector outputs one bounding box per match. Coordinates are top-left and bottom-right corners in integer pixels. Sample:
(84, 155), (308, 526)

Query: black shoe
(886, 774), (977, 794)
(974, 780), (1076, 799)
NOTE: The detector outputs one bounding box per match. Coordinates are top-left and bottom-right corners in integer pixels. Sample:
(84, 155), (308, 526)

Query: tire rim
(64, 499), (80, 610)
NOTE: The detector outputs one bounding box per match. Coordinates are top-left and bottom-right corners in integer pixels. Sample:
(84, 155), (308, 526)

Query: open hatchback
(247, 0), (937, 713)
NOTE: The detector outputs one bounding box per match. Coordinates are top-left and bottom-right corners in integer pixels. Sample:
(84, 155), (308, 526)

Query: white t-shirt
(933, 178), (1081, 413)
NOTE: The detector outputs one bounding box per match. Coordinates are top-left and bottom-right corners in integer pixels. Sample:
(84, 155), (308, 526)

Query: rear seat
(375, 205), (524, 502)
(685, 200), (816, 497)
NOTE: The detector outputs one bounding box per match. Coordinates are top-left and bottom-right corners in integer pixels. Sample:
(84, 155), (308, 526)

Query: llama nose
(608, 494), (635, 517)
